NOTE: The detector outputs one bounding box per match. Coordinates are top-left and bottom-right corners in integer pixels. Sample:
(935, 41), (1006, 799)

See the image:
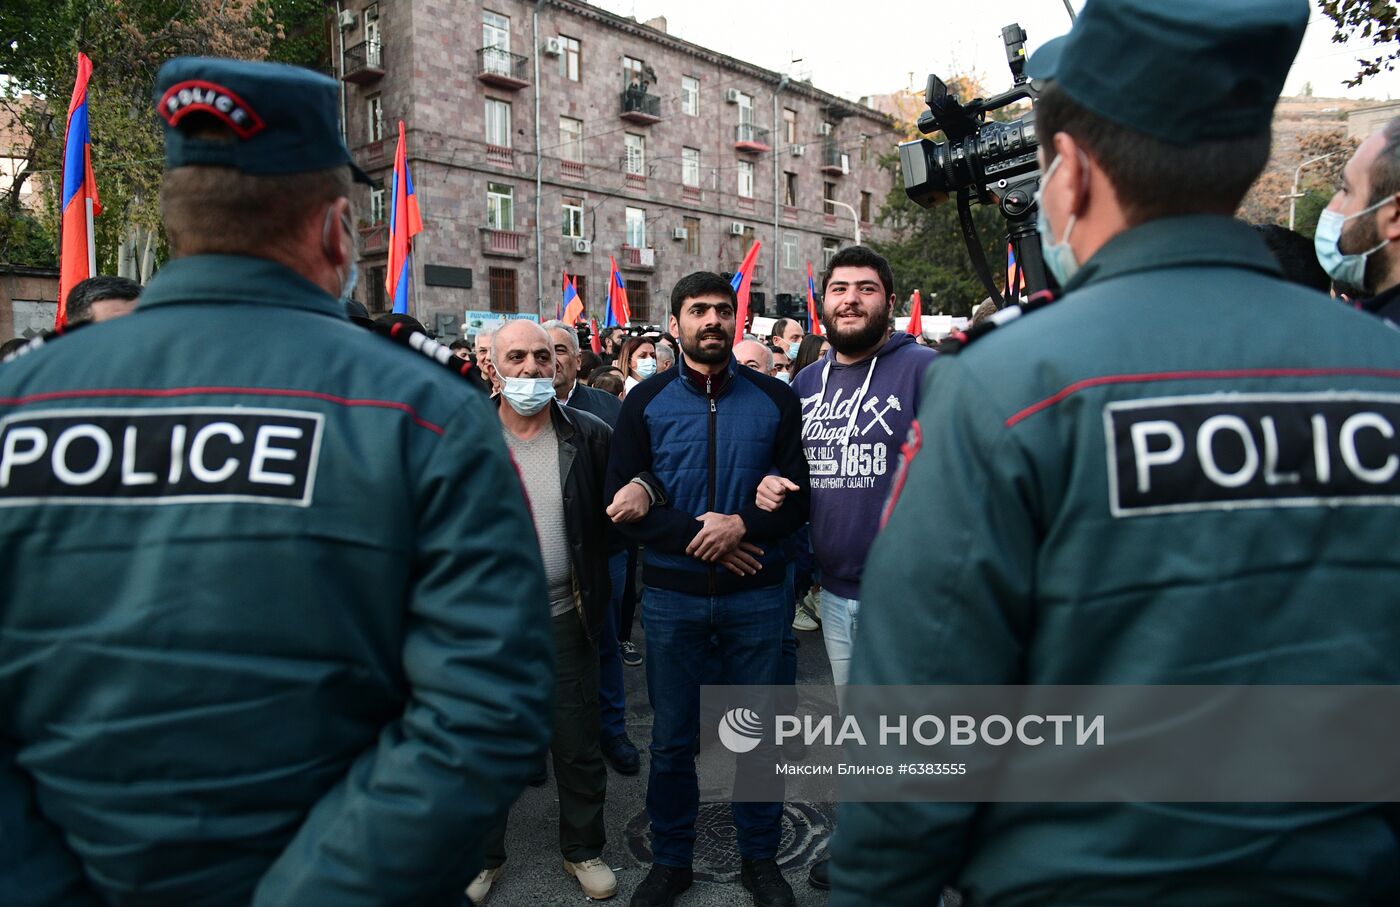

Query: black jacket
(565, 381), (623, 427)
(1362, 282), (1400, 327)
(551, 401), (614, 640)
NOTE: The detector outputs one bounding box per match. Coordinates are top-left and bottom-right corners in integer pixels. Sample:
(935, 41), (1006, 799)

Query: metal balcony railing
(477, 46), (529, 85)
(343, 41), (384, 84)
(621, 88), (662, 122)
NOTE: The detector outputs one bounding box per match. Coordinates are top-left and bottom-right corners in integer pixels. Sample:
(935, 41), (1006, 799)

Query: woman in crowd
(617, 336), (657, 396)
(792, 333), (830, 378)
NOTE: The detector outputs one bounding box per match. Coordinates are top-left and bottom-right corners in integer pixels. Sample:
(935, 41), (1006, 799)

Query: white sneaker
(564, 857), (618, 899)
(792, 605), (819, 632)
(466, 865), (505, 903)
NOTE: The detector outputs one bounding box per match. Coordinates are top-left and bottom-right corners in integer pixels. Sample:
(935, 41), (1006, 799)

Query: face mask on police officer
(1314, 197), (1396, 291)
(1036, 150), (1089, 287)
(501, 376), (556, 416)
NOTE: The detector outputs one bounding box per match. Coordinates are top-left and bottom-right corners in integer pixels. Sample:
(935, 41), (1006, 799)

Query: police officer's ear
(321, 196), (355, 270)
(1046, 131), (1093, 221)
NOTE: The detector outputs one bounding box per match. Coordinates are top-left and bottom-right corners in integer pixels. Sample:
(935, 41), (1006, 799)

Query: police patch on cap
(158, 80), (265, 139)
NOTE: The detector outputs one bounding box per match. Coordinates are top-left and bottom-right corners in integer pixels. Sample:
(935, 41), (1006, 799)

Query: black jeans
(484, 610), (607, 867)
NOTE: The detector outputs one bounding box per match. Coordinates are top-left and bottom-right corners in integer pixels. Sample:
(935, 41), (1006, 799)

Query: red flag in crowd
(806, 261), (823, 337)
(731, 240), (762, 334)
(57, 53), (101, 331)
(907, 289), (923, 337)
(562, 272), (584, 325)
(589, 317), (601, 354)
(385, 121), (423, 314)
(605, 257), (630, 327)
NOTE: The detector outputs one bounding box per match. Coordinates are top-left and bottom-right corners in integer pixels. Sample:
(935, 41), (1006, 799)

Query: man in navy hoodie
(606, 271), (810, 907)
(757, 245), (935, 889)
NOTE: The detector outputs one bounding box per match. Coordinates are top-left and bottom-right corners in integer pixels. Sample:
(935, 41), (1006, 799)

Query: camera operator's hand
(756, 475), (799, 512)
(719, 542), (765, 577)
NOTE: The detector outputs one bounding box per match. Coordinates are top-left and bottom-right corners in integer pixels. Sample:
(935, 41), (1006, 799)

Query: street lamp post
(826, 199), (862, 245)
(1283, 152), (1340, 231)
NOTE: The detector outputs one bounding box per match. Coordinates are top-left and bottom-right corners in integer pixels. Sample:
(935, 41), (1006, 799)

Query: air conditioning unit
(544, 36), (563, 56)
(790, 144), (805, 157)
(638, 248), (656, 267)
(724, 89), (742, 104)
(729, 221), (746, 236)
(672, 227), (688, 241)
(819, 122), (833, 136)
(365, 3), (379, 20)
(337, 9), (357, 29)
(573, 238), (592, 254)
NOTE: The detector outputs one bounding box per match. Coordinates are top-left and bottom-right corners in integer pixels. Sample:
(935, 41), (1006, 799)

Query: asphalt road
(475, 618), (844, 907)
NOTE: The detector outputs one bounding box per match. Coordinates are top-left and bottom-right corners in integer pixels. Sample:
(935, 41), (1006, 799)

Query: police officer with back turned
(0, 58), (553, 906)
(831, 1), (1400, 904)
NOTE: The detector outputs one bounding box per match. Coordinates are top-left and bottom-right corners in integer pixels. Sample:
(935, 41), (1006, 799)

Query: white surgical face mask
(501, 376), (555, 416)
(1314, 197), (1394, 290)
(1035, 152), (1085, 287)
(635, 358), (657, 378)
(774, 370), (791, 384)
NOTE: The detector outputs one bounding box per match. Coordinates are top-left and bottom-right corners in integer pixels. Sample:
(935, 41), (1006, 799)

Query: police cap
(1026, 0), (1309, 145)
(154, 56), (372, 184)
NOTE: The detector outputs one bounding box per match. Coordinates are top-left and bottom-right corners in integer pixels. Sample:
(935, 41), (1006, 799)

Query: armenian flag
(806, 261), (823, 336)
(562, 272), (584, 325)
(730, 240), (761, 333)
(57, 53), (101, 331)
(385, 120), (422, 314)
(604, 257), (630, 327)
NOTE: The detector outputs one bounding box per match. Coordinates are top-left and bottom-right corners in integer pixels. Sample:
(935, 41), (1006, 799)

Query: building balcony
(737, 196), (755, 211)
(620, 245), (656, 270)
(734, 124), (771, 154)
(751, 264), (767, 286)
(486, 145), (514, 166)
(620, 88), (662, 124)
(682, 186), (702, 203)
(343, 41), (384, 85)
(480, 227), (527, 258)
(359, 224), (388, 254)
(782, 205), (798, 221)
(561, 159), (586, 180)
(625, 172), (647, 191)
(361, 139), (386, 166)
(477, 46), (529, 90)
(821, 140), (849, 175)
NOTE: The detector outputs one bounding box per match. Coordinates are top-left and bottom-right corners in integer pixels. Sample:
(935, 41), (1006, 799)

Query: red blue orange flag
(1006, 242), (1019, 300)
(57, 53), (101, 331)
(906, 289), (923, 337)
(589, 317), (602, 354)
(730, 240), (761, 333)
(562, 272), (584, 326)
(385, 120), (422, 315)
(806, 261), (823, 336)
(604, 256), (630, 327)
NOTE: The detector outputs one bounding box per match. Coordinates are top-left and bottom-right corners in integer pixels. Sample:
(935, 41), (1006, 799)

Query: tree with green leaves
(1322, 0), (1400, 88)
(0, 0), (330, 275)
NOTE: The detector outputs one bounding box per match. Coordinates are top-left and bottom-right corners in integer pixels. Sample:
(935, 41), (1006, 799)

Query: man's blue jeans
(599, 550), (628, 739)
(643, 582), (788, 868)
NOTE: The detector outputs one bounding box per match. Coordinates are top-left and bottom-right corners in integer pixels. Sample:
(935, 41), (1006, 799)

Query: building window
(489, 267), (518, 313)
(560, 116), (583, 162)
(369, 186), (386, 224)
(783, 172), (797, 207)
(563, 197), (583, 237)
(483, 10), (510, 51)
(783, 232), (800, 270)
(365, 264), (387, 313)
(682, 76), (699, 116)
(486, 98), (511, 147)
(860, 191), (872, 223)
(823, 180), (836, 212)
(738, 160), (754, 199)
(624, 133), (645, 175)
(364, 15), (381, 67)
(559, 34), (581, 81)
(682, 147), (700, 188)
(622, 55), (644, 89)
(487, 182), (514, 231)
(366, 93), (384, 143)
(683, 215), (701, 256)
(822, 238), (839, 267)
(784, 107), (797, 145)
(625, 206), (646, 247)
(630, 281), (650, 323)
(736, 91), (753, 126)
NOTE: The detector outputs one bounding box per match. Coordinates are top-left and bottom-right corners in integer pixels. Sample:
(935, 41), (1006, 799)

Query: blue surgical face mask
(635, 358), (657, 378)
(1314, 197), (1394, 290)
(324, 208), (359, 304)
(1035, 152), (1083, 287)
(501, 376), (555, 416)
(787, 340), (802, 359)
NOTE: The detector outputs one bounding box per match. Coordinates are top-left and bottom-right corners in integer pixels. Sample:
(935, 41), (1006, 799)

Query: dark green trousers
(484, 610), (606, 867)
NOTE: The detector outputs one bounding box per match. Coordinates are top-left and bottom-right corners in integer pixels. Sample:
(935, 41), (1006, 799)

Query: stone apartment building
(330, 0), (898, 334)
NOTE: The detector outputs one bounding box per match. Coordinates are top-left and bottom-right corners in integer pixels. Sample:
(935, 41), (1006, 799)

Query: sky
(590, 0), (1399, 105)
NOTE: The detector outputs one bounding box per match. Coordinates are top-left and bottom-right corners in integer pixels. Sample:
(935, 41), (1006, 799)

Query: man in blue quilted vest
(605, 271), (810, 907)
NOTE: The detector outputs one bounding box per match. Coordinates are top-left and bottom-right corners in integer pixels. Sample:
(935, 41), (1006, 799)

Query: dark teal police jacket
(0, 255), (554, 906)
(830, 216), (1400, 906)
